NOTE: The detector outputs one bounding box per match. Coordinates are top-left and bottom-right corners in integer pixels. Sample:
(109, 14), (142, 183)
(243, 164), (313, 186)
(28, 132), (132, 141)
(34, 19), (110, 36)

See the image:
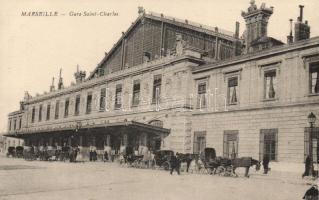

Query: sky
(0, 0), (318, 133)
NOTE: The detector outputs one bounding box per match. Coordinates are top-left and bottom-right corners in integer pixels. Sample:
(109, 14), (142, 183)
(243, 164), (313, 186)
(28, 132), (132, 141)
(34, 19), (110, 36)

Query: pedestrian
(170, 153), (181, 175)
(302, 155), (311, 178)
(263, 155), (270, 174)
(104, 150), (109, 162)
(303, 184), (318, 200)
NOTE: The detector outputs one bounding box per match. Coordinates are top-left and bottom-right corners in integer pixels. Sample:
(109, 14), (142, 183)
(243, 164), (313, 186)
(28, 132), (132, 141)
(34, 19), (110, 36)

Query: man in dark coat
(263, 155), (270, 174)
(302, 156), (311, 178)
(303, 185), (318, 200)
(170, 153), (181, 175)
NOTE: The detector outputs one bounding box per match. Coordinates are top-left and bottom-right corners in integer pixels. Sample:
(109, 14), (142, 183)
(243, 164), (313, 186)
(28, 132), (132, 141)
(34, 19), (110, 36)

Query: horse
(231, 157), (261, 177)
(176, 153), (196, 172)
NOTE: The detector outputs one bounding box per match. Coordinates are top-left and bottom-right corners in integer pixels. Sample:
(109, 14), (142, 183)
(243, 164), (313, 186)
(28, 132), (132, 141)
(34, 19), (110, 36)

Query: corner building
(6, 2), (319, 163)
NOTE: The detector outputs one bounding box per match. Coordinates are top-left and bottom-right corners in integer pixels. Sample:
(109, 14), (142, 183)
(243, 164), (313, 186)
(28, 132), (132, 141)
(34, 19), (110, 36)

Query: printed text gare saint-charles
(21, 11), (119, 17)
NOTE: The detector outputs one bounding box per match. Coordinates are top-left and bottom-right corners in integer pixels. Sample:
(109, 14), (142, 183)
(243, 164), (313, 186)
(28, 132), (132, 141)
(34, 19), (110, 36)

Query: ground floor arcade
(10, 121), (170, 161)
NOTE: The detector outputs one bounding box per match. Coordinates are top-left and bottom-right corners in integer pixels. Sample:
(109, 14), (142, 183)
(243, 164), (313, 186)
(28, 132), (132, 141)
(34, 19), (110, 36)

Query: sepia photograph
(0, 0), (318, 199)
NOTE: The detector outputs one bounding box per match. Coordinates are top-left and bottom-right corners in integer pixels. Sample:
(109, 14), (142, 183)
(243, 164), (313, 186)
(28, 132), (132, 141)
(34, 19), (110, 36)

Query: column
(106, 135), (111, 146)
(49, 137), (53, 146)
(68, 137), (72, 146)
(79, 136), (83, 146)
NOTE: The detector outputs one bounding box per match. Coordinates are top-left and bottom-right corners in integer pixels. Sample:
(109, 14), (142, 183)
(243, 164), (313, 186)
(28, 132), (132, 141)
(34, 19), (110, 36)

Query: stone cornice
(192, 99), (319, 116)
(25, 54), (203, 105)
(192, 36), (319, 74)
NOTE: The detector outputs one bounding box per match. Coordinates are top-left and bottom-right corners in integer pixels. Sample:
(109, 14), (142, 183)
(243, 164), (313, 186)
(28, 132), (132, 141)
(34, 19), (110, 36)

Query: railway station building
(5, 2), (319, 163)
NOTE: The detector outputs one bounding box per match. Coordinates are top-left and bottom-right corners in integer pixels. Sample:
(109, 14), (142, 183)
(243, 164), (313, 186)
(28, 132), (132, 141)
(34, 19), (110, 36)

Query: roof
(251, 36), (284, 46)
(4, 120), (171, 138)
(88, 10), (235, 80)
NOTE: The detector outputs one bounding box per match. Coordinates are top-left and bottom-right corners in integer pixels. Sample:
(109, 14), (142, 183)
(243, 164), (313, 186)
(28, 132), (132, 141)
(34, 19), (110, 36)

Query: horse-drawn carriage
(15, 146), (24, 158)
(188, 147), (260, 177)
(153, 150), (174, 170)
(6, 147), (16, 157)
(23, 146), (36, 160)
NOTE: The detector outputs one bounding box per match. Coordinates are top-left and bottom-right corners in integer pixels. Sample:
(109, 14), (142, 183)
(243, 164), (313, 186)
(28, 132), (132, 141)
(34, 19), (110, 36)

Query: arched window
(148, 120), (163, 128)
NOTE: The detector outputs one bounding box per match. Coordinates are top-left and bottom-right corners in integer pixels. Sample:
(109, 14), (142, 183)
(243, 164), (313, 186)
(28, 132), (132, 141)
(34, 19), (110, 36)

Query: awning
(3, 120), (170, 138)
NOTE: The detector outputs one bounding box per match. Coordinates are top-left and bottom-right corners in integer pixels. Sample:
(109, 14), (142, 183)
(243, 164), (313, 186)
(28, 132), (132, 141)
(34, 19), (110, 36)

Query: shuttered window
(152, 75), (162, 104)
(132, 80), (140, 106)
(100, 88), (106, 111)
(31, 107), (35, 123)
(197, 82), (207, 108)
(75, 95), (80, 116)
(264, 70), (277, 99)
(304, 127), (319, 163)
(46, 104), (51, 120)
(86, 93), (92, 114)
(260, 129), (278, 161)
(223, 130), (239, 158)
(115, 84), (122, 109)
(193, 131), (206, 154)
(227, 77), (238, 105)
(38, 105), (43, 122)
(310, 64), (319, 94)
(55, 101), (60, 119)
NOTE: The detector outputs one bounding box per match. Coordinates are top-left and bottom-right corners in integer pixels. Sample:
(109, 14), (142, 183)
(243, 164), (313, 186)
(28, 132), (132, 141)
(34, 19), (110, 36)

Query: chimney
(287, 19), (293, 44)
(241, 1), (273, 52)
(74, 65), (86, 84)
(299, 5), (304, 22)
(50, 77), (55, 92)
(58, 68), (64, 90)
(294, 5), (310, 42)
(235, 21), (240, 39)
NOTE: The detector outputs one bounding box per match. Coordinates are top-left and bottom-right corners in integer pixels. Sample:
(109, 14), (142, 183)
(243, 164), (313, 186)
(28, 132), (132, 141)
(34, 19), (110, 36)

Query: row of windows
(196, 64), (319, 108)
(194, 129), (279, 161)
(8, 117), (22, 131)
(30, 75), (163, 123)
(194, 128), (319, 163)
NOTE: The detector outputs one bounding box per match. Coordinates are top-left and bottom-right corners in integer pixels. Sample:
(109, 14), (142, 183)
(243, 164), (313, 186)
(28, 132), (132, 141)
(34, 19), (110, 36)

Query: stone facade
(5, 3), (319, 163)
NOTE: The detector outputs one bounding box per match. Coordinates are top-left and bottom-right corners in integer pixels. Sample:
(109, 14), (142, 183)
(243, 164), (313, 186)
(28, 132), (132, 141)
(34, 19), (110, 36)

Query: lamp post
(307, 112), (316, 177)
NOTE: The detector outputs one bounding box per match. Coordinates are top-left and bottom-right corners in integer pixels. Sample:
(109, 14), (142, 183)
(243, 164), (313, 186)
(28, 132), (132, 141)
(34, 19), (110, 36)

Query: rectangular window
(115, 84), (122, 109)
(193, 131), (206, 154)
(13, 119), (17, 130)
(38, 104), (43, 122)
(223, 130), (239, 158)
(227, 77), (238, 105)
(304, 127), (319, 163)
(100, 88), (106, 111)
(9, 119), (12, 131)
(86, 93), (92, 114)
(31, 107), (35, 123)
(18, 117), (22, 129)
(310, 64), (319, 94)
(132, 80), (140, 106)
(64, 99), (69, 117)
(152, 75), (162, 104)
(46, 104), (51, 120)
(264, 70), (277, 99)
(197, 82), (207, 108)
(260, 129), (278, 161)
(75, 95), (81, 116)
(55, 100), (60, 119)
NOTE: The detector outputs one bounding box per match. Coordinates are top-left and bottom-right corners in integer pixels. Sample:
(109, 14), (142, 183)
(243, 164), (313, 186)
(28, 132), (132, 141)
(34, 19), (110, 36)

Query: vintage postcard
(0, 0), (318, 199)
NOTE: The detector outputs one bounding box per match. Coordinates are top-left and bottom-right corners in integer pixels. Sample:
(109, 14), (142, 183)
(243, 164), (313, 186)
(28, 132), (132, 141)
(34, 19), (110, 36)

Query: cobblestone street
(0, 156), (315, 200)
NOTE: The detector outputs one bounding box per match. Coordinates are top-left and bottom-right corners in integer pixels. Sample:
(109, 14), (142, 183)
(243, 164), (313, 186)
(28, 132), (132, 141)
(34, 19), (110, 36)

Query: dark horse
(231, 157), (261, 177)
(176, 153), (196, 172)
